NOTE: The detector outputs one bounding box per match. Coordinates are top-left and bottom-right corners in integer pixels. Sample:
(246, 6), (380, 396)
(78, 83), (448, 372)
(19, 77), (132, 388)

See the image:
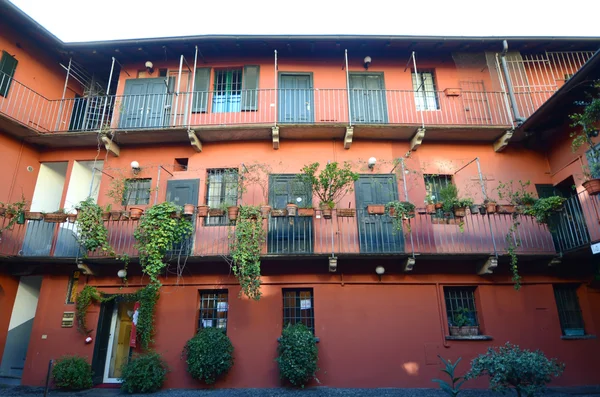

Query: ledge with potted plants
(446, 307), (492, 341)
(386, 201), (415, 233)
(0, 195), (28, 233)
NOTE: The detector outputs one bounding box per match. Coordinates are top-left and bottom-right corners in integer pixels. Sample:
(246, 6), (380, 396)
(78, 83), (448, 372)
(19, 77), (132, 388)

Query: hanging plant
(506, 217), (522, 290)
(75, 285), (103, 335)
(0, 194), (28, 234)
(75, 197), (113, 255)
(521, 196), (566, 225)
(385, 201), (415, 233)
(134, 202), (193, 285)
(229, 205), (266, 300)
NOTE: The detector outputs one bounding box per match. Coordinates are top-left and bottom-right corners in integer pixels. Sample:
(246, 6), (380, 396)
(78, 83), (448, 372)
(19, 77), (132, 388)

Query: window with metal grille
(0, 51), (18, 98)
(206, 169), (238, 226)
(198, 290), (229, 332)
(283, 289), (314, 333)
(123, 178), (151, 206)
(424, 174), (453, 203)
(412, 71), (439, 111)
(444, 287), (479, 328)
(65, 271), (80, 304)
(213, 69), (242, 113)
(554, 285), (585, 335)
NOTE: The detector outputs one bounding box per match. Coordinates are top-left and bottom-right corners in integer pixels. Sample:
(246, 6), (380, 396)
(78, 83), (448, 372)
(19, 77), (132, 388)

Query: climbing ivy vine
(76, 198), (113, 255)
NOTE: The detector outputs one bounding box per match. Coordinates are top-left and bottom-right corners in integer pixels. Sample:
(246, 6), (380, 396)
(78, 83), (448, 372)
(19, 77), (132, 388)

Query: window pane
(123, 179), (151, 206)
(444, 287), (479, 328)
(199, 290), (228, 332)
(206, 169), (238, 226)
(282, 289), (314, 333)
(554, 285), (585, 334)
(213, 69), (242, 113)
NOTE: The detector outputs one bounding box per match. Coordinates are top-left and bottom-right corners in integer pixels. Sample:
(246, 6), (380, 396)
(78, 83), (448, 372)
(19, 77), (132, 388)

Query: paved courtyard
(1, 385), (600, 397)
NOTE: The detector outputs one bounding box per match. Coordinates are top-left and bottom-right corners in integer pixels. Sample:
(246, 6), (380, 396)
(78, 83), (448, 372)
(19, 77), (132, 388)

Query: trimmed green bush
(51, 355), (93, 390)
(184, 327), (234, 384)
(276, 323), (319, 387)
(120, 352), (168, 393)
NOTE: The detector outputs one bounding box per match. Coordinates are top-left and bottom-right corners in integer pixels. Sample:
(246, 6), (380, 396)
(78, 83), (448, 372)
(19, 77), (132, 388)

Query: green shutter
(241, 65), (259, 111)
(192, 67), (211, 113)
(0, 51), (18, 97)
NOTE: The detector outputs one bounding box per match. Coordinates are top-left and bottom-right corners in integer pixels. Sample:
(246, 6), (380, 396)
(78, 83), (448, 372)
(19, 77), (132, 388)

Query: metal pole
(43, 359), (53, 397)
(100, 57), (116, 130)
(411, 51), (425, 128)
(400, 158), (416, 259)
(88, 167), (97, 198)
(155, 166), (161, 205)
(500, 40), (524, 123)
(345, 49), (352, 126)
(475, 157), (486, 199)
(173, 55), (184, 126)
(274, 50), (278, 127)
(55, 58), (72, 130)
(188, 46), (198, 129)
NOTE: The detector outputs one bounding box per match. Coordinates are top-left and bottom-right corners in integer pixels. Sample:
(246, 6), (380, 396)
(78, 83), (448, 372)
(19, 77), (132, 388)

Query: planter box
(298, 208), (315, 217)
(449, 326), (479, 337)
(44, 213), (68, 223)
(271, 209), (287, 217)
(496, 204), (516, 214)
(444, 88), (461, 97)
(197, 205), (209, 217)
(24, 211), (43, 221)
(337, 208), (356, 217)
(583, 179), (600, 196)
(367, 205), (385, 215)
(208, 209), (225, 217)
(453, 207), (467, 218)
(110, 211), (122, 221)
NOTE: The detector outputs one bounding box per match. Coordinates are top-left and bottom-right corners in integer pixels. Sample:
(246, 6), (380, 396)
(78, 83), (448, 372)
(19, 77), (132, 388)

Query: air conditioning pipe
(500, 40), (525, 123)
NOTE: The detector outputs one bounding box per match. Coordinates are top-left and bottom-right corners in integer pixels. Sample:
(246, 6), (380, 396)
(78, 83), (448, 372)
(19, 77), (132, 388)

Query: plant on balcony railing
(75, 197), (113, 255)
(229, 205), (265, 300)
(0, 194), (27, 234)
(134, 202), (193, 285)
(570, 82), (600, 195)
(521, 196), (566, 225)
(298, 162), (359, 211)
(386, 201), (415, 233)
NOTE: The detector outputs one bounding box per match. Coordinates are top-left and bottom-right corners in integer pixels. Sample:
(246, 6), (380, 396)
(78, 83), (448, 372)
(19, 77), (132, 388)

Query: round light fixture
(117, 269), (127, 278)
(375, 266), (385, 275)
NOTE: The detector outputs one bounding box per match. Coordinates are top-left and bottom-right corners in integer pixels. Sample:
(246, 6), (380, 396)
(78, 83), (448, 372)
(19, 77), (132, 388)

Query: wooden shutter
(192, 67), (211, 113)
(0, 51), (18, 97)
(241, 65), (259, 111)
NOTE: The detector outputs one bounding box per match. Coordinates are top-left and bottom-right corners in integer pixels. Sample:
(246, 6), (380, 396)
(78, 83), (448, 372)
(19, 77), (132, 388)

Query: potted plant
(386, 201), (415, 219)
(208, 206), (225, 217)
(183, 204), (195, 216)
(239, 162), (272, 219)
(439, 184), (473, 218)
(227, 205), (240, 221)
(298, 205), (315, 217)
(367, 204), (386, 215)
(453, 198), (474, 218)
(298, 161), (359, 219)
(130, 207), (144, 220)
(24, 210), (43, 221)
(570, 94), (600, 195)
(484, 198), (497, 214)
(522, 196), (566, 225)
(449, 307), (479, 337)
(425, 193), (436, 214)
(286, 203), (298, 217)
(337, 206), (355, 217)
(43, 209), (68, 223)
(197, 204), (209, 218)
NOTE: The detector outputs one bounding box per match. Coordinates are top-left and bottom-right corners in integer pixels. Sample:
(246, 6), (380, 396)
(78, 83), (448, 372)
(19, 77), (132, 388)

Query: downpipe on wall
(500, 40), (525, 125)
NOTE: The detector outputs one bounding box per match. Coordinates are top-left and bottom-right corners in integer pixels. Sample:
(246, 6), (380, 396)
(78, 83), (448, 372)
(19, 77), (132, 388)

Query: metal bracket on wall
(548, 256), (562, 267)
(344, 126), (354, 149)
(410, 127), (426, 151)
(101, 135), (120, 157)
(272, 126), (280, 150)
(187, 129), (202, 152)
(493, 129), (514, 152)
(76, 261), (96, 276)
(477, 256), (498, 275)
(404, 257), (416, 272)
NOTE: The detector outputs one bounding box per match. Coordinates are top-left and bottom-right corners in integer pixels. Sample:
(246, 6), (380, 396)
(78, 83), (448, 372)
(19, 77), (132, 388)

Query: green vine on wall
(134, 202), (193, 286)
(506, 215), (522, 291)
(229, 205), (266, 301)
(76, 197), (113, 255)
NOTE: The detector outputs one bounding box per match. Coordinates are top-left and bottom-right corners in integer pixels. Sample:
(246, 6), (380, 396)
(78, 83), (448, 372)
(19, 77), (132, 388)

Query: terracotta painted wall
(19, 271), (600, 388)
(0, 273), (19, 363)
(0, 133), (40, 203)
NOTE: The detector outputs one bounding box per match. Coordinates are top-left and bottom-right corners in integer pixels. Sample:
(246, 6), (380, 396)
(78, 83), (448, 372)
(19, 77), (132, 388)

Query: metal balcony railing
(551, 189), (600, 254)
(0, 208), (562, 259)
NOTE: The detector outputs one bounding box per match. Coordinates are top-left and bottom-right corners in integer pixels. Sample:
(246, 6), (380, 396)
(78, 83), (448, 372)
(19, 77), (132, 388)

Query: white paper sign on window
(202, 319), (213, 328)
(300, 299), (311, 310)
(217, 302), (228, 312)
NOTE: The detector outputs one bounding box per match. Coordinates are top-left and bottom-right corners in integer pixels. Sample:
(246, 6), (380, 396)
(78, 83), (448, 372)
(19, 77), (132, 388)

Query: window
(444, 287), (479, 328)
(554, 285), (585, 336)
(424, 174), (453, 204)
(123, 178), (151, 206)
(65, 271), (80, 304)
(412, 70), (439, 111)
(0, 51), (18, 97)
(206, 169), (238, 226)
(213, 69), (242, 113)
(198, 290), (228, 332)
(283, 289), (314, 333)
(174, 158), (189, 172)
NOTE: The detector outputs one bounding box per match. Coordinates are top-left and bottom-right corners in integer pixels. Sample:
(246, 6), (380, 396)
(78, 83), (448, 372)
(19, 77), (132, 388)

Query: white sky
(9, 0), (600, 43)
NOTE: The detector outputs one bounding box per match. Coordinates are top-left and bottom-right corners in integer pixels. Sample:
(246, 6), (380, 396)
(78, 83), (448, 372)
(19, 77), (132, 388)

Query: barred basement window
(283, 289), (314, 333)
(198, 290), (228, 332)
(123, 178), (151, 206)
(444, 287), (479, 328)
(554, 285), (585, 336)
(206, 169), (238, 226)
(65, 271), (80, 304)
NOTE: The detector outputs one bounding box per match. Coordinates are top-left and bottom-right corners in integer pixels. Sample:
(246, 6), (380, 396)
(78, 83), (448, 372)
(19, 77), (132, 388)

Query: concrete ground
(2, 385), (600, 397)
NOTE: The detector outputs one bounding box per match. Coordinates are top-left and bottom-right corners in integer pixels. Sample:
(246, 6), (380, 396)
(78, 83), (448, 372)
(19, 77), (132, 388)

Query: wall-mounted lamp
(145, 61), (154, 74)
(130, 160), (141, 175)
(368, 157), (377, 170)
(363, 56), (372, 70)
(117, 269), (128, 279)
(375, 265), (385, 281)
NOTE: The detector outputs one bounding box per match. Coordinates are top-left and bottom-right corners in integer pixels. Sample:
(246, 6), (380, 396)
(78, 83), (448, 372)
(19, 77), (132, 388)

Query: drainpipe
(500, 40), (524, 124)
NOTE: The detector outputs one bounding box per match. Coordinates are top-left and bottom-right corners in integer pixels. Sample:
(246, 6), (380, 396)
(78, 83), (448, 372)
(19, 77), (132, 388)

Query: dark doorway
(166, 179), (199, 255)
(91, 299), (115, 385)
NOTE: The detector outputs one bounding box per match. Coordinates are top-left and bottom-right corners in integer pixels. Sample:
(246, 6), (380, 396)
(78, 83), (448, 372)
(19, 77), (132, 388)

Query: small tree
(276, 323), (319, 387)
(184, 327), (234, 385)
(298, 162), (359, 209)
(466, 342), (565, 397)
(52, 355), (93, 390)
(120, 352), (168, 393)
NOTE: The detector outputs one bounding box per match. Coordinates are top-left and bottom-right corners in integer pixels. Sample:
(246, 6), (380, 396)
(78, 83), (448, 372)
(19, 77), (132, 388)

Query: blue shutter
(192, 67), (211, 113)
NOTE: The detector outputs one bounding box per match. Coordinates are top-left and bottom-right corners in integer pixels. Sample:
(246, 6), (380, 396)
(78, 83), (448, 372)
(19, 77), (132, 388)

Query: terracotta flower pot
(337, 208), (355, 217)
(120, 211), (131, 221)
(426, 204), (436, 214)
(417, 207), (427, 215)
(583, 179), (600, 196)
(367, 204), (385, 215)
(298, 208), (315, 217)
(435, 203), (444, 210)
(321, 208), (332, 219)
(286, 203), (298, 217)
(260, 205), (271, 219)
(197, 205), (209, 218)
(184, 204), (195, 216)
(110, 210), (122, 221)
(227, 206), (239, 221)
(453, 207), (466, 218)
(24, 211), (43, 221)
(485, 202), (497, 214)
(130, 208), (143, 220)
(101, 211), (111, 221)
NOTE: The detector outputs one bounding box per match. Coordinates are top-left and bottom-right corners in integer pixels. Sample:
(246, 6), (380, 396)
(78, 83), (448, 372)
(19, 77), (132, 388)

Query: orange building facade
(1, 1), (600, 390)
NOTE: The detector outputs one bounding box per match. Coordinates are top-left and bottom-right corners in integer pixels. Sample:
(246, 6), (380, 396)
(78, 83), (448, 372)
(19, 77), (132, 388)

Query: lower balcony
(0, 209), (560, 261)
